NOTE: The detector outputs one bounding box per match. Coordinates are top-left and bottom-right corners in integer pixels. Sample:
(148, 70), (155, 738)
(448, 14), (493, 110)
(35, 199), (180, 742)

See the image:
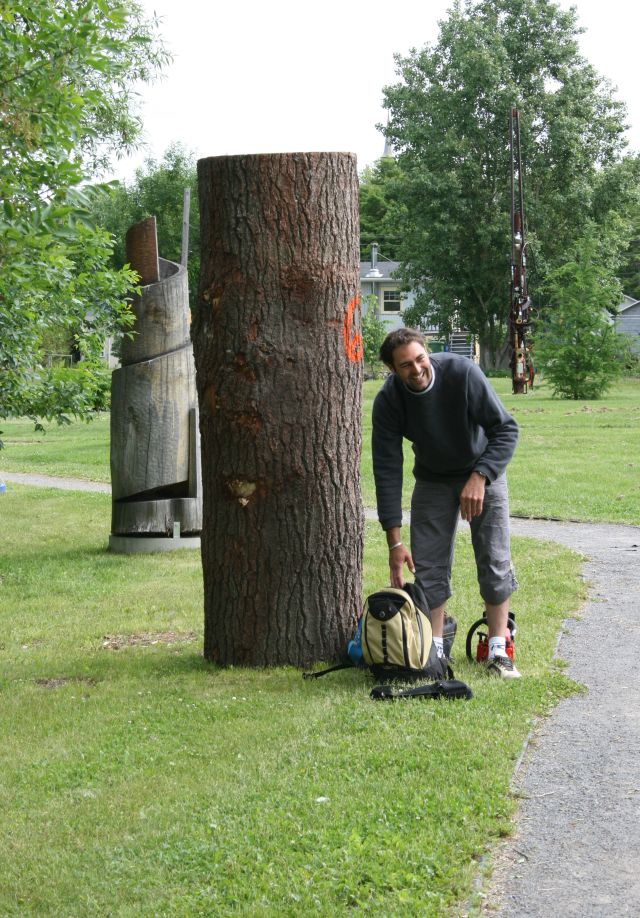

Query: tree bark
(193, 152), (363, 667)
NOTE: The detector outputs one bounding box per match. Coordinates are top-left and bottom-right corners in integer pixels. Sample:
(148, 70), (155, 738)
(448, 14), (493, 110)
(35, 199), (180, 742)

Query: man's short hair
(379, 328), (428, 367)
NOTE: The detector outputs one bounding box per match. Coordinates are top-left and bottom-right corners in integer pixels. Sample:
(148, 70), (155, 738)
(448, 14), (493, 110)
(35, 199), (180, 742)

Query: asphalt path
(3, 473), (640, 914)
(479, 517), (640, 917)
(1, 470), (111, 492)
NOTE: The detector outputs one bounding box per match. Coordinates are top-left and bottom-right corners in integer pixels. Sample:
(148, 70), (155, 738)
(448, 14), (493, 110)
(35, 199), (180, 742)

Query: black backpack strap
(370, 679), (473, 701)
(302, 662), (354, 679)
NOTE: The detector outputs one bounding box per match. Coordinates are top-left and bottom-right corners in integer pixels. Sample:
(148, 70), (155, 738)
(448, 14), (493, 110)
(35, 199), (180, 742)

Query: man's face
(390, 341), (432, 392)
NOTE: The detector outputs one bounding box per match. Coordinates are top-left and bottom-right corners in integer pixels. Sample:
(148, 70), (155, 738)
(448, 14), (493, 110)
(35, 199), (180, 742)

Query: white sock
(488, 636), (506, 660)
(433, 636), (445, 659)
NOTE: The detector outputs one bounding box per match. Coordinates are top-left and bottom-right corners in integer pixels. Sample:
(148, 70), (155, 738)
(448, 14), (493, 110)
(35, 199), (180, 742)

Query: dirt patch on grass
(35, 676), (97, 689)
(101, 631), (197, 650)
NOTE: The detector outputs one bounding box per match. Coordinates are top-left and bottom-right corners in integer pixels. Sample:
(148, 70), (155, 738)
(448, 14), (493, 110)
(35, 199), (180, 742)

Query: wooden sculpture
(109, 216), (201, 552)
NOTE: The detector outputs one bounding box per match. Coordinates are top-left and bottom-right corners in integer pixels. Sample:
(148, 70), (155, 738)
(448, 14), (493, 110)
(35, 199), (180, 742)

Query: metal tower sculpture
(509, 108), (534, 394)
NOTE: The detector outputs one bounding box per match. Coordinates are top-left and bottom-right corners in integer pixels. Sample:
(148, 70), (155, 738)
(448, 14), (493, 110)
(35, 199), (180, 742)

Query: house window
(383, 289), (402, 312)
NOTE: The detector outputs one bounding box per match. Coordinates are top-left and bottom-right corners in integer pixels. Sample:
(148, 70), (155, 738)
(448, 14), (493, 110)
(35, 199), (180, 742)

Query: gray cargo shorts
(410, 473), (517, 609)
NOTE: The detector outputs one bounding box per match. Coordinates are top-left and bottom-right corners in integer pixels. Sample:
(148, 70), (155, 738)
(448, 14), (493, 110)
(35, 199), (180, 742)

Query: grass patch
(0, 413), (111, 481)
(1, 486), (584, 916)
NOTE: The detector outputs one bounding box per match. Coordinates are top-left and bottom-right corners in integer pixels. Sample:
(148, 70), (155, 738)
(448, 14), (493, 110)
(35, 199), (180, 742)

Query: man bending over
(372, 328), (520, 678)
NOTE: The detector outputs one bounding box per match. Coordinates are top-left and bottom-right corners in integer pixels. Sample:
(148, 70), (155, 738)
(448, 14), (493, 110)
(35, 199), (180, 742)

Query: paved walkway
(4, 474), (640, 913)
(482, 517), (640, 916)
(0, 471), (111, 493)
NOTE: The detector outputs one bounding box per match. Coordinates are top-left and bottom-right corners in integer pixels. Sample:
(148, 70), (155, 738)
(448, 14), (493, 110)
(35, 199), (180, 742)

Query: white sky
(109, 0), (640, 182)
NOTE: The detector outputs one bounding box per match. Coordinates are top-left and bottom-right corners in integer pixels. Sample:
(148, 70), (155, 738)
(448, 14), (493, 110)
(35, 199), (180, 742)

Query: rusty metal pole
(509, 108), (533, 394)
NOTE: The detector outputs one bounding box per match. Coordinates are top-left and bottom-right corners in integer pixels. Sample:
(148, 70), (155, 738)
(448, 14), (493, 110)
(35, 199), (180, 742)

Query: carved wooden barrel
(110, 218), (202, 543)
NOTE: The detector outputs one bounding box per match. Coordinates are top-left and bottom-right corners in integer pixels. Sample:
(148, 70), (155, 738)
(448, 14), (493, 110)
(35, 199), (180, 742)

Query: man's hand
(389, 544), (416, 588)
(459, 471), (486, 522)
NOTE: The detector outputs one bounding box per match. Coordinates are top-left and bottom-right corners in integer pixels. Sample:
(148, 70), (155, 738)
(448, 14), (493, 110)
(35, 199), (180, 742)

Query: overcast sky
(109, 0), (640, 181)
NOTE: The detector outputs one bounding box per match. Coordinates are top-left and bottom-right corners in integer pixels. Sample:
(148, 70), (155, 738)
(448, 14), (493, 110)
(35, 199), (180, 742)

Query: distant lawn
(0, 413), (111, 481)
(2, 375), (639, 524)
(0, 485), (584, 916)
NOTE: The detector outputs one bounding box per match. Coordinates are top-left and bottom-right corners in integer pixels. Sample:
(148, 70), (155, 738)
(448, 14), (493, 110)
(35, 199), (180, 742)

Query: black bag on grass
(370, 679), (473, 701)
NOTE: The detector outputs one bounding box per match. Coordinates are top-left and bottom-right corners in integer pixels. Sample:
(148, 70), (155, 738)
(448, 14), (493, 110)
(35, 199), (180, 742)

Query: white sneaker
(487, 655), (521, 679)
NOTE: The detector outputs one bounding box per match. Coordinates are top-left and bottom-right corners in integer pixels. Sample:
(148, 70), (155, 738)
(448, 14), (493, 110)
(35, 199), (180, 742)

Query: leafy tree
(359, 157), (405, 261)
(0, 1), (168, 426)
(535, 229), (630, 398)
(361, 294), (389, 377)
(382, 0), (636, 367)
(1, 225), (138, 425)
(93, 143), (200, 305)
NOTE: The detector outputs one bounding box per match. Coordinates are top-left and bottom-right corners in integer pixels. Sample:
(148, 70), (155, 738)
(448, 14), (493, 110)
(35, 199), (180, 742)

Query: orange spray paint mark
(343, 295), (363, 362)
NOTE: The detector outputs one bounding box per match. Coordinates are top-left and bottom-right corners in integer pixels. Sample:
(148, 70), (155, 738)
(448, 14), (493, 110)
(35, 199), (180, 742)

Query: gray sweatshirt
(372, 353), (519, 530)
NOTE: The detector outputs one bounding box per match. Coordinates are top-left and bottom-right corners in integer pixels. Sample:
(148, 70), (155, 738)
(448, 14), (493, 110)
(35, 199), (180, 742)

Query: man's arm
(466, 364), (519, 483)
(372, 386), (415, 585)
(371, 388), (405, 531)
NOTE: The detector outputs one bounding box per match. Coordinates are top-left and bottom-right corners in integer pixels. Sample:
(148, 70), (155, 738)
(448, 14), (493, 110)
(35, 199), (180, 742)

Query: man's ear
(384, 362), (396, 373)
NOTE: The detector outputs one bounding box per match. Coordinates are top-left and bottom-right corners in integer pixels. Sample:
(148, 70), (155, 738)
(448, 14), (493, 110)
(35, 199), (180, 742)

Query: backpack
(354, 582), (450, 682)
(304, 580), (471, 700)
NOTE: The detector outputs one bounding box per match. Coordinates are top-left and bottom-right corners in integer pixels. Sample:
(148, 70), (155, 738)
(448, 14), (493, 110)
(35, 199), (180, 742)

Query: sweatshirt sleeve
(372, 386), (405, 530)
(466, 364), (519, 482)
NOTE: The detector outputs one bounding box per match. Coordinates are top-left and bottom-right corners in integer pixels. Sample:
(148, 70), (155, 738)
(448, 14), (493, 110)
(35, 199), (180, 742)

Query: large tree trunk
(193, 153), (363, 667)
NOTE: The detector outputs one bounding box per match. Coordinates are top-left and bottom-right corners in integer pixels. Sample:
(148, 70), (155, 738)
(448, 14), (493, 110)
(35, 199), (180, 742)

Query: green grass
(1, 485), (584, 916)
(362, 376), (640, 526)
(0, 413), (111, 481)
(2, 376), (639, 524)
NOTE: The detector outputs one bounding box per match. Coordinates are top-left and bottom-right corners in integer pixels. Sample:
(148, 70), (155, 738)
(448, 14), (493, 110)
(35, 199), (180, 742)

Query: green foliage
(359, 156), (405, 260)
(49, 364), (112, 412)
(361, 294), (389, 377)
(93, 143), (200, 305)
(535, 230), (630, 398)
(617, 182), (640, 300)
(0, 1), (168, 425)
(0, 223), (137, 423)
(383, 0), (637, 366)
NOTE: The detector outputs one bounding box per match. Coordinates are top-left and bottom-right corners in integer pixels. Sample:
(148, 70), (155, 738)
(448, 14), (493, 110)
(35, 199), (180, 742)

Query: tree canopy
(359, 157), (405, 261)
(382, 0), (638, 366)
(0, 0), (168, 425)
(617, 203), (640, 301)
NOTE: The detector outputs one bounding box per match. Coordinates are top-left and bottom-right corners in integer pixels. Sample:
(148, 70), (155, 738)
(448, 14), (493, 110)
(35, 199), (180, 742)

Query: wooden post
(125, 216), (160, 286)
(193, 152), (363, 667)
(181, 188), (191, 268)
